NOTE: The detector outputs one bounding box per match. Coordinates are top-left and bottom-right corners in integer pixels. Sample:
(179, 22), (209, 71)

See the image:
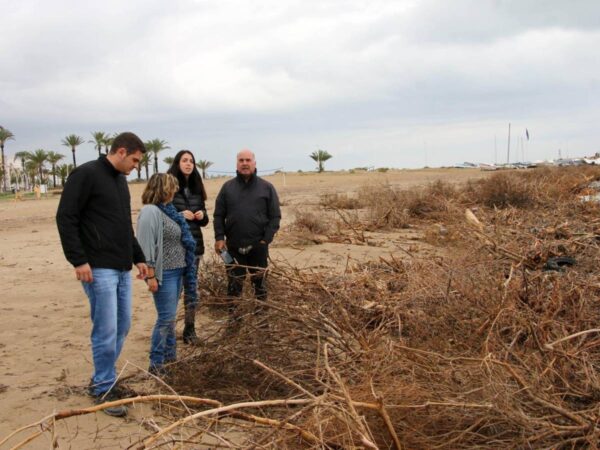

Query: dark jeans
(226, 243), (269, 308)
(183, 256), (201, 309)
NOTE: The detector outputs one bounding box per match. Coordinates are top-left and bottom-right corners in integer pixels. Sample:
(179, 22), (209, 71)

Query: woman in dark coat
(167, 150), (209, 344)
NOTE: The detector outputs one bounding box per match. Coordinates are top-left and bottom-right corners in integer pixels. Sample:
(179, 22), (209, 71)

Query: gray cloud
(404, 0), (600, 43)
(1, 0), (598, 171)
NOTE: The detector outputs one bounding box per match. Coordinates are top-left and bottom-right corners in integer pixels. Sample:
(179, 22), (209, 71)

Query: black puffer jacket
(172, 189), (209, 255)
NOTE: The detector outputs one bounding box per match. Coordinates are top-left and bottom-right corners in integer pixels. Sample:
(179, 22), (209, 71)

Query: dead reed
(168, 167), (600, 448)
(6, 166), (600, 449)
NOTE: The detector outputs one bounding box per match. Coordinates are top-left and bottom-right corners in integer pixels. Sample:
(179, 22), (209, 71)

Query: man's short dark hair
(110, 132), (147, 155)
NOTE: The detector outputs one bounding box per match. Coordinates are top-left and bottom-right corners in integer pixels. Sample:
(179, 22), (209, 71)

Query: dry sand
(0, 168), (487, 449)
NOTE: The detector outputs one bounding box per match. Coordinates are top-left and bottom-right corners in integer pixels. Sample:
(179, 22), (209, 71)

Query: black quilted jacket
(172, 189), (209, 255)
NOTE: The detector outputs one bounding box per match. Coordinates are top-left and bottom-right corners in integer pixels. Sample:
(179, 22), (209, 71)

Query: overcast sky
(1, 0), (599, 173)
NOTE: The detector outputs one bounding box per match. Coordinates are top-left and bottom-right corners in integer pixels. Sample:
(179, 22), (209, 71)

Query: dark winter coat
(213, 172), (281, 249)
(172, 188), (209, 255)
(56, 156), (146, 270)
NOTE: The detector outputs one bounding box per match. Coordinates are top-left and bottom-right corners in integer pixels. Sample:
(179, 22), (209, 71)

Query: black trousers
(226, 243), (268, 304)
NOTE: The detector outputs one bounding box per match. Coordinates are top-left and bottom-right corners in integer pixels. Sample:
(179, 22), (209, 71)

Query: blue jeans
(150, 268), (184, 369)
(82, 268), (132, 395)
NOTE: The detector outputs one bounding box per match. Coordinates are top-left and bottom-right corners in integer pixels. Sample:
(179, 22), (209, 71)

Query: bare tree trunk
(1, 144), (6, 192)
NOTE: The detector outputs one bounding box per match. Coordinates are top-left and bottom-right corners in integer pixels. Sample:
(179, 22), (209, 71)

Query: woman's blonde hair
(142, 173), (179, 205)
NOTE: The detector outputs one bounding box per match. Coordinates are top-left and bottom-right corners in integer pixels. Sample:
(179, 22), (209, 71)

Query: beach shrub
(292, 210), (329, 234)
(466, 172), (533, 209)
(320, 192), (363, 210)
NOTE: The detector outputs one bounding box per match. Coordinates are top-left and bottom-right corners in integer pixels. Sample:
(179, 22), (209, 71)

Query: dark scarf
(157, 203), (197, 303)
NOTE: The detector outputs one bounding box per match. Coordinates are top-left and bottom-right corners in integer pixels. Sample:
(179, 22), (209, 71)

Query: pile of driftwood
(5, 167), (600, 449)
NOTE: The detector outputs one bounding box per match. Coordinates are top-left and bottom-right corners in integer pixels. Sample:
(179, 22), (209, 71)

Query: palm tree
(89, 131), (108, 157)
(146, 139), (170, 174)
(46, 151), (65, 188)
(310, 149), (333, 173)
(61, 134), (85, 167)
(140, 152), (151, 181)
(56, 164), (73, 186)
(0, 127), (15, 192)
(10, 166), (23, 191)
(196, 160), (213, 179)
(14, 151), (30, 190)
(24, 161), (37, 187)
(25, 149), (49, 185)
(104, 133), (116, 154)
(163, 156), (174, 167)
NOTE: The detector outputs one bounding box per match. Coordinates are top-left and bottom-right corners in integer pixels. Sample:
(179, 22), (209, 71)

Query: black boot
(183, 303), (200, 345)
(183, 323), (200, 345)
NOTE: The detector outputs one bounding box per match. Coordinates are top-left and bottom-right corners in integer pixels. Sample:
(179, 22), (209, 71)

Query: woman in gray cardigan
(137, 174), (196, 375)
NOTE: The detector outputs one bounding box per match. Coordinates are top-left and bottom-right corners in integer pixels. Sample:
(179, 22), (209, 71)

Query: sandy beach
(0, 168), (486, 449)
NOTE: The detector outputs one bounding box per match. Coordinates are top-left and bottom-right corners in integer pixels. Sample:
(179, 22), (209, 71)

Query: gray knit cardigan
(136, 205), (166, 284)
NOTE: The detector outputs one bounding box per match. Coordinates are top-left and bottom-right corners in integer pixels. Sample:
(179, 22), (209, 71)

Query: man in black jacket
(214, 149), (281, 315)
(56, 132), (148, 417)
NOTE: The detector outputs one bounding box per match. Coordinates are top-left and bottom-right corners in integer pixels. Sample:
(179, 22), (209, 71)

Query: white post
(506, 123), (511, 164)
(494, 135), (497, 164)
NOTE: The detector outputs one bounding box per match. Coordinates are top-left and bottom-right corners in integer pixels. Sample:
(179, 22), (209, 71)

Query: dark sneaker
(88, 380), (132, 399)
(87, 379), (97, 398)
(94, 388), (128, 417)
(108, 384), (136, 398)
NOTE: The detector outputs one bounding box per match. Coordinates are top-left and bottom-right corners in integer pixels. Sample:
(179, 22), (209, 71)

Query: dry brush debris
(4, 167), (600, 449)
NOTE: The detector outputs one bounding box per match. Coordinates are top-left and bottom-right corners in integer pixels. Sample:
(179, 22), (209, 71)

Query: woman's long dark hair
(167, 150), (207, 201)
